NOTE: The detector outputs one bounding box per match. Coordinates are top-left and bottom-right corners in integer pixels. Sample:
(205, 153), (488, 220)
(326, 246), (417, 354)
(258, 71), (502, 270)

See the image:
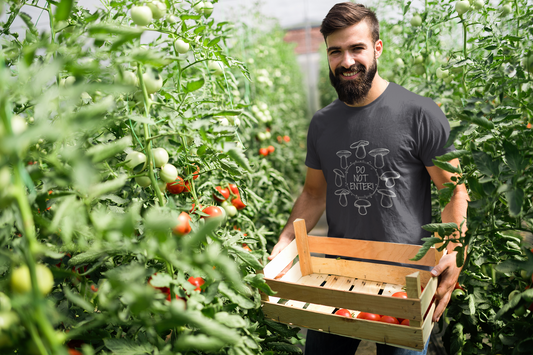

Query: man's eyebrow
(327, 42), (367, 52)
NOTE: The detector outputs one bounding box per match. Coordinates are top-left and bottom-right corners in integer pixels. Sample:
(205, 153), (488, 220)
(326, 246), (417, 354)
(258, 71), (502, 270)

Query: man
(268, 3), (469, 355)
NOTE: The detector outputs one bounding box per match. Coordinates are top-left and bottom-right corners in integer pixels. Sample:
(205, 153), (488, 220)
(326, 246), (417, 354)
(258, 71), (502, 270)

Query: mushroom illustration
(333, 169), (345, 187)
(380, 171), (401, 188)
(336, 150), (352, 169)
(378, 189), (396, 208)
(368, 148), (390, 169)
(350, 140), (369, 159)
(354, 199), (371, 215)
(335, 189), (350, 207)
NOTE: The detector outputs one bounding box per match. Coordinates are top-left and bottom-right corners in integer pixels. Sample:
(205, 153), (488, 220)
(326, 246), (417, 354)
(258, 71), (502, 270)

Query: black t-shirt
(305, 83), (455, 245)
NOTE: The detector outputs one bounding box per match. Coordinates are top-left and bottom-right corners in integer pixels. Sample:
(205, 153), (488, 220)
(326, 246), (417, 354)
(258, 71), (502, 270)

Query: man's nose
(340, 52), (355, 69)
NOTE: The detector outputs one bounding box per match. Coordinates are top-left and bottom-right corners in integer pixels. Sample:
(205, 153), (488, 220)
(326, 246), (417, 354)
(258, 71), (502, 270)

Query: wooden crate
(261, 219), (442, 351)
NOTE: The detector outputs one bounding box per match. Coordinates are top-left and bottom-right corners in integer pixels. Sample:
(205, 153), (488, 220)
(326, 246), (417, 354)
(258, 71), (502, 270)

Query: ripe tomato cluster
(276, 135), (291, 143)
(259, 145), (275, 157)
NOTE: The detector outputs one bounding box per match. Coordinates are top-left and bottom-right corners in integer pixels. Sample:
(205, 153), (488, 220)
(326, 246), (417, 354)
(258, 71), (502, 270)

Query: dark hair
(320, 3), (380, 43)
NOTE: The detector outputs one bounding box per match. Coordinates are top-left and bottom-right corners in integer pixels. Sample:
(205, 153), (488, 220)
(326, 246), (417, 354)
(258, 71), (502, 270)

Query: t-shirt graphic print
(306, 83), (455, 245)
(334, 140), (400, 215)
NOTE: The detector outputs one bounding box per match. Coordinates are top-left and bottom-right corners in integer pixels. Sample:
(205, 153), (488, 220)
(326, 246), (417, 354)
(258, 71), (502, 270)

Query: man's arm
(268, 167), (327, 278)
(426, 158), (470, 322)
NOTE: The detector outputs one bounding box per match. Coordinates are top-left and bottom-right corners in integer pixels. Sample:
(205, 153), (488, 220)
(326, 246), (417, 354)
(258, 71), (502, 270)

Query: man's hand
(430, 251), (461, 322)
(268, 237), (294, 279)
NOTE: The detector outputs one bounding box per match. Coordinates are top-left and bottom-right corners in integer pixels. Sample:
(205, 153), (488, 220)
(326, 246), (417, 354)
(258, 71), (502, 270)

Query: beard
(329, 56), (377, 106)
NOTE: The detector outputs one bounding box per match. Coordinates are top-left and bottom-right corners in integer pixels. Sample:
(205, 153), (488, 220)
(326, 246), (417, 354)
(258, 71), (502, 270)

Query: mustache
(334, 63), (367, 77)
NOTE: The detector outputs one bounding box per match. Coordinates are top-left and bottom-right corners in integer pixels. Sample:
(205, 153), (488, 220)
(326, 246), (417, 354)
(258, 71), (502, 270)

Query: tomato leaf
(436, 150), (469, 162)
(185, 78), (205, 92)
(88, 175), (128, 201)
(207, 37), (222, 47)
(410, 237), (442, 261)
(87, 136), (132, 163)
(18, 12), (39, 36)
(505, 187), (524, 217)
(54, 0), (74, 22)
(432, 160), (462, 174)
(64, 286), (95, 313)
(226, 148), (251, 171)
(174, 334), (226, 352)
(218, 282), (255, 309)
(229, 245), (263, 270)
(215, 312), (247, 328)
(104, 338), (155, 355)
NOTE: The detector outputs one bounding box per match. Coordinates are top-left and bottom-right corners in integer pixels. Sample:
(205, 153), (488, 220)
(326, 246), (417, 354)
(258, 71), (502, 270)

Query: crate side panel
(263, 239), (298, 279)
(265, 278), (423, 320)
(310, 257), (432, 286)
(306, 276), (355, 314)
(268, 261), (303, 303)
(262, 302), (427, 351)
(285, 274), (328, 308)
(307, 236), (437, 267)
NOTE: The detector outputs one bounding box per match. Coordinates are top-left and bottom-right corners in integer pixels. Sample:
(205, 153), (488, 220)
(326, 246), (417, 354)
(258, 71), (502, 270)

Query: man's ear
(375, 39), (384, 59)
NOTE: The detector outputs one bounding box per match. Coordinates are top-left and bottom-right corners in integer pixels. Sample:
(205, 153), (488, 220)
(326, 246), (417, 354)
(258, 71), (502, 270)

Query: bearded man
(269, 3), (469, 355)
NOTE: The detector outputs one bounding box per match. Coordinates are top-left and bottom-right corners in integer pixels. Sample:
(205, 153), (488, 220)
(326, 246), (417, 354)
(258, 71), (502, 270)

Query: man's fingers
(433, 290), (451, 322)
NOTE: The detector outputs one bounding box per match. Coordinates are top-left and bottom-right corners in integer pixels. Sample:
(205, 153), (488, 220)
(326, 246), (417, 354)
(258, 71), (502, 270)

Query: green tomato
(160, 164), (178, 183)
(521, 54), (533, 72)
(427, 54), (436, 64)
(174, 39), (190, 54)
(208, 61), (224, 75)
(412, 64), (425, 76)
(500, 3), (512, 16)
(0, 292), (11, 312)
(0, 312), (19, 331)
(203, 2), (214, 17)
(473, 0), (484, 10)
(392, 25), (402, 35)
(116, 71), (138, 87)
(455, 1), (471, 16)
(514, 305), (527, 317)
(436, 67), (449, 79)
(413, 55), (424, 64)
(443, 75), (454, 84)
(410, 14), (422, 27)
(10, 115), (27, 134)
(152, 147), (169, 168)
(393, 58), (405, 68)
(131, 5), (153, 26)
(223, 203), (238, 217)
(193, 1), (204, 13)
(135, 176), (151, 187)
(147, 1), (167, 20)
(157, 180), (167, 192)
(125, 151), (147, 171)
(10, 264), (54, 295)
(143, 69), (163, 94)
(451, 288), (465, 301)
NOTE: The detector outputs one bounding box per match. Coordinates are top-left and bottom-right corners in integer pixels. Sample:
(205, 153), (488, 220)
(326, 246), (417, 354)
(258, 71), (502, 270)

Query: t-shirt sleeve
(305, 118), (321, 169)
(418, 98), (456, 166)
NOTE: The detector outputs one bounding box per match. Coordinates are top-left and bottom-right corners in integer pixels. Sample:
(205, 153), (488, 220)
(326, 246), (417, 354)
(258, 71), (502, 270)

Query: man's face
(326, 20), (382, 105)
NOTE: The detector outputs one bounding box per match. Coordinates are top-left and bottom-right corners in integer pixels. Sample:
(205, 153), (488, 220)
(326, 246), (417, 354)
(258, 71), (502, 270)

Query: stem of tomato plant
(461, 19), (468, 96)
(136, 63), (164, 207)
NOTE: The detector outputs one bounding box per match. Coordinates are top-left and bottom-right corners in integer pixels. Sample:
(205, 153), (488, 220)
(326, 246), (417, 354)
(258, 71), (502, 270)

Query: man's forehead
(325, 21), (373, 47)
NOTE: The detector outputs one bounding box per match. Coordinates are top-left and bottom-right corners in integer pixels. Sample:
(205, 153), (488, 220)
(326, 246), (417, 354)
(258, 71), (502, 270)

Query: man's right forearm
(278, 189), (326, 243)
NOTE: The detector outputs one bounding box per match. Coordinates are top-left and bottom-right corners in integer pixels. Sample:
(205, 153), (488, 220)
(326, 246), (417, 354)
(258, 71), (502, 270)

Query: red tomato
(392, 291), (408, 298)
(356, 312), (381, 321)
(90, 284), (98, 292)
(188, 276), (205, 291)
(202, 206), (224, 219)
(228, 184), (240, 196)
(231, 196), (246, 210)
(379, 315), (399, 324)
(454, 282), (464, 291)
(335, 308), (352, 317)
(242, 243), (251, 252)
(172, 212), (192, 236)
(68, 349), (83, 355)
(184, 180), (191, 193)
(283, 135), (290, 142)
(277, 135), (282, 143)
(213, 186), (230, 202)
(191, 164), (200, 180)
(259, 148), (268, 156)
(267, 145), (275, 153)
(401, 319), (410, 326)
(167, 176), (185, 194)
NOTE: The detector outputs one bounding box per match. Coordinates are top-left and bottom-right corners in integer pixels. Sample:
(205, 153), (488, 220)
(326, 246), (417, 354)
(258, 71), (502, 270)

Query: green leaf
(88, 175), (128, 201)
(87, 136), (132, 163)
(207, 37), (222, 47)
(421, 222), (458, 235)
(55, 0), (74, 22)
(174, 334), (226, 351)
(229, 245), (263, 270)
(227, 148), (251, 171)
(432, 160), (462, 174)
(64, 286), (94, 313)
(218, 282), (255, 309)
(467, 115), (494, 129)
(215, 312), (247, 328)
(268, 342), (303, 354)
(104, 338), (155, 355)
(186, 78), (205, 92)
(472, 150), (499, 176)
(505, 188), (524, 217)
(19, 12), (38, 36)
(409, 237), (442, 261)
(503, 141), (526, 172)
(436, 150), (469, 162)
(444, 123), (469, 148)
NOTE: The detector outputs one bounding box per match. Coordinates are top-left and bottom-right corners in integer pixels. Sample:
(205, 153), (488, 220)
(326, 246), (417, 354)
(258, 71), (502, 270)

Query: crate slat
(285, 274), (327, 308)
(306, 276), (355, 314)
(310, 256), (432, 286)
(307, 236), (437, 267)
(262, 302), (429, 351)
(381, 283), (405, 296)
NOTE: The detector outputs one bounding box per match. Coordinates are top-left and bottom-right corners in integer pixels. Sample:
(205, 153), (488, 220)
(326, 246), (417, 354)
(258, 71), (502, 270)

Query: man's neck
(343, 74), (389, 108)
